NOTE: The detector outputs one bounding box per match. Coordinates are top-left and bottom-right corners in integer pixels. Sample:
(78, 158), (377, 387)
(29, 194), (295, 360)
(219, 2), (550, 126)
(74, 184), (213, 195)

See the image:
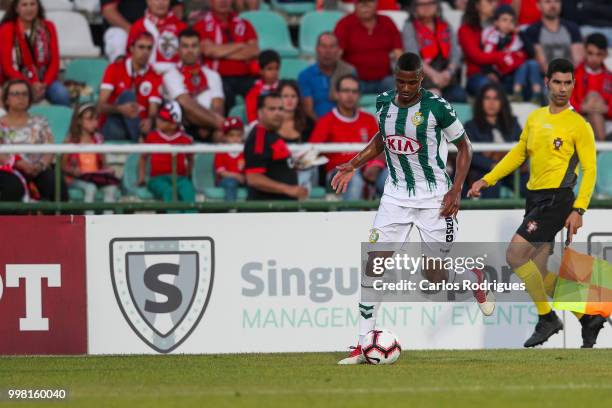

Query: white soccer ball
(360, 329), (401, 365)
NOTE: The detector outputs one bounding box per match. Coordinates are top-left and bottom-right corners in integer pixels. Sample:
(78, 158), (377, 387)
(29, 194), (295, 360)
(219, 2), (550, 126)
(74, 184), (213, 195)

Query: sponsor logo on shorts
(385, 135), (422, 155)
(369, 229), (380, 243)
(526, 221), (538, 233)
(445, 217), (454, 242)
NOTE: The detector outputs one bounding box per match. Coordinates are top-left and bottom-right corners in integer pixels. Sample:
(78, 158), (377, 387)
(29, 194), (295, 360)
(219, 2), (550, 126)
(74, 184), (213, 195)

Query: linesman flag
(553, 247), (612, 317)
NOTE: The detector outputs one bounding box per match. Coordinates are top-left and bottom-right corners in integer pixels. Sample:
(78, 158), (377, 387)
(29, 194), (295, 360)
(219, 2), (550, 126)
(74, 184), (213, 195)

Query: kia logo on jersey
(385, 135), (422, 155)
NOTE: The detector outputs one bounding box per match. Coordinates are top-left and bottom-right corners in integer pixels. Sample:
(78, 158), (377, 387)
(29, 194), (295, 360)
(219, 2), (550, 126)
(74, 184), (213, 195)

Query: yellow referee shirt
(482, 106), (597, 210)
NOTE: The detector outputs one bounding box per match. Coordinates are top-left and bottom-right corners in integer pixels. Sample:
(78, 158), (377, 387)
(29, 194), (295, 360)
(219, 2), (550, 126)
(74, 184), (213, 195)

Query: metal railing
(1, 142), (610, 213)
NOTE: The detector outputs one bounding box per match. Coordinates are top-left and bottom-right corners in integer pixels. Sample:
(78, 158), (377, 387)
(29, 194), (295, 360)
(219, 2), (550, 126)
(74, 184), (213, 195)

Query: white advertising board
(86, 209), (611, 354)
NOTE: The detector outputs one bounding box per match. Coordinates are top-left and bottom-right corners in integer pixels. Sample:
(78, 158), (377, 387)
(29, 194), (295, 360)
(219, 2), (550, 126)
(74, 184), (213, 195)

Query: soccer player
(468, 58), (604, 348)
(333, 53), (495, 365)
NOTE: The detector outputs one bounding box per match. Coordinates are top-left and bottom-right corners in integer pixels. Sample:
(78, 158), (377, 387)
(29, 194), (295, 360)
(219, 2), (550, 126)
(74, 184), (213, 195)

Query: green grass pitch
(1, 350), (612, 408)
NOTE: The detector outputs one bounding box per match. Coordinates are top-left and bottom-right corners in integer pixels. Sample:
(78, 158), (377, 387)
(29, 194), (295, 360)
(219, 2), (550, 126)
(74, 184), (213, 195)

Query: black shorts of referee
(516, 188), (574, 244)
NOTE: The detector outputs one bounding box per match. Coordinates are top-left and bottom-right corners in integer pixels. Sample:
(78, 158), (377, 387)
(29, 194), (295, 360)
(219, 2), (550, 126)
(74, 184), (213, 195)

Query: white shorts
(370, 199), (458, 255)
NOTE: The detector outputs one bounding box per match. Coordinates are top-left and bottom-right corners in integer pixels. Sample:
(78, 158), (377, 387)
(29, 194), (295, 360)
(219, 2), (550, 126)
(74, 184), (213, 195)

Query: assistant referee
(468, 58), (603, 348)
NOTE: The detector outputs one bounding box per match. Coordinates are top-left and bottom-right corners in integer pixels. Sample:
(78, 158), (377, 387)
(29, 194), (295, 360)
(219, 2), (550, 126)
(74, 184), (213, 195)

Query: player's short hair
(395, 53), (423, 73)
(585, 33), (608, 50)
(335, 74), (360, 93)
(546, 58), (574, 79)
(257, 91), (281, 110)
(178, 28), (201, 41)
(258, 50), (281, 70)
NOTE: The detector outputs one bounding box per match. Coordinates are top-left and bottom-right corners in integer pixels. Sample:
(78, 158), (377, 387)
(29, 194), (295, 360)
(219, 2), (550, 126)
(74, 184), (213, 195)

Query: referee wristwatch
(573, 208), (585, 216)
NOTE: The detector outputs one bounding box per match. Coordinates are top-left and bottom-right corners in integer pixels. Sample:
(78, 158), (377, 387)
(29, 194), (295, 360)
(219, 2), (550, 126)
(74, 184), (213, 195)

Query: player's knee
(506, 246), (530, 269)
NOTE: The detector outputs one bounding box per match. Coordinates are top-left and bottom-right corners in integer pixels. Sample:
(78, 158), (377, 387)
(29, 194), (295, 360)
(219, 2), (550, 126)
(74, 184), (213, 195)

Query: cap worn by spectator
(223, 117), (244, 134)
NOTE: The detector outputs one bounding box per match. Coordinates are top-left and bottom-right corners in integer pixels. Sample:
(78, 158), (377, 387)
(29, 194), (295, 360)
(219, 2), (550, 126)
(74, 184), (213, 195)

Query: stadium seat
(605, 49), (612, 71)
(65, 58), (109, 102)
(73, 0), (100, 13)
(511, 102), (539, 128)
(47, 11), (101, 58)
(122, 154), (155, 200)
(596, 152), (612, 197)
(359, 94), (378, 108)
(0, 11), (5, 21)
(270, 0), (316, 16)
(444, 9), (463, 33)
(228, 104), (247, 123)
(379, 10), (409, 32)
(280, 58), (311, 80)
(362, 105), (378, 116)
(299, 10), (344, 56)
(193, 153), (247, 200)
(309, 186), (326, 199)
(42, 0), (73, 11)
(29, 105), (73, 143)
(452, 103), (472, 124)
(241, 11), (299, 57)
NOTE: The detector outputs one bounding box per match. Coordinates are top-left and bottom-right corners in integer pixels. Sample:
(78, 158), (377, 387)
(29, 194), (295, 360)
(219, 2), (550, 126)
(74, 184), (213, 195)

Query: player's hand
(440, 188), (460, 217)
(331, 163), (356, 194)
(467, 179), (489, 198)
(564, 210), (583, 245)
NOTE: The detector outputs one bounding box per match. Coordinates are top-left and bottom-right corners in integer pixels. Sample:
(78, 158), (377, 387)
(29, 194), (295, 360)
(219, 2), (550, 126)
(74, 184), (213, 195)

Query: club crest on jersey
(553, 138), (563, 150)
(411, 112), (424, 126)
(385, 135), (422, 155)
(139, 81), (152, 96)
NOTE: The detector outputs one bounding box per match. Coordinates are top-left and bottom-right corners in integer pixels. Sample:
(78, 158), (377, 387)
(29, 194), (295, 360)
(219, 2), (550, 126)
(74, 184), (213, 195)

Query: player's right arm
(331, 133), (385, 194)
(468, 123), (529, 197)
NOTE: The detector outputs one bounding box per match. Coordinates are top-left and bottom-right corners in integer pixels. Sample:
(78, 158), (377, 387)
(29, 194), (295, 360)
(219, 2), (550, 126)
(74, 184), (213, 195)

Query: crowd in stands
(0, 0), (610, 207)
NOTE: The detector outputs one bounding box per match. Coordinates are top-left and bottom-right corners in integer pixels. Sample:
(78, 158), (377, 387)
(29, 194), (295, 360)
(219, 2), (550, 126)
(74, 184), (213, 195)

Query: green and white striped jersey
(376, 88), (465, 208)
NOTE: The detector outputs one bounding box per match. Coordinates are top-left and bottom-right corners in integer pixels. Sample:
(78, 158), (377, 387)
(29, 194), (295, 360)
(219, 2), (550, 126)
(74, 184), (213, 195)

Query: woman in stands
(0, 79), (68, 201)
(458, 0), (504, 96)
(464, 82), (525, 198)
(0, 0), (71, 106)
(62, 103), (119, 213)
(402, 0), (467, 102)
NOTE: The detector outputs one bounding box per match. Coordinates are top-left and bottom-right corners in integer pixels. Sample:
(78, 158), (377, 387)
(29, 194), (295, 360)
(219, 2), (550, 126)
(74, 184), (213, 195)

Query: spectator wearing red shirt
(139, 101), (195, 204)
(102, 0), (184, 62)
(402, 0), (467, 102)
(194, 0), (259, 112)
(245, 50), (280, 124)
(500, 0), (540, 26)
(458, 0), (505, 96)
(127, 0), (187, 74)
(163, 28), (225, 142)
(310, 75), (379, 200)
(334, 0), (403, 95)
(99, 32), (163, 142)
(570, 33), (612, 141)
(0, 0), (70, 106)
(214, 117), (246, 201)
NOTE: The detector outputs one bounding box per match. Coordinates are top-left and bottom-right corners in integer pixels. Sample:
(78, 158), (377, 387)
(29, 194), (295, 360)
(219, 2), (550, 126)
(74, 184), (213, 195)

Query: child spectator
(62, 103), (119, 214)
(214, 117), (245, 201)
(482, 5), (543, 102)
(245, 50), (280, 124)
(570, 33), (612, 141)
(139, 101), (195, 204)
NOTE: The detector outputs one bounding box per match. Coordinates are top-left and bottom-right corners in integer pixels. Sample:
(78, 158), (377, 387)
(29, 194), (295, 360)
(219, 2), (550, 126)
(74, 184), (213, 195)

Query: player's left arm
(441, 135), (472, 217)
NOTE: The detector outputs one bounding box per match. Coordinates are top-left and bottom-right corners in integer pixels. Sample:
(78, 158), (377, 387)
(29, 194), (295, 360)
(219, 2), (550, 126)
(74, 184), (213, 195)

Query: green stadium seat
(29, 105), (73, 143)
(65, 58), (109, 102)
(299, 10), (344, 56)
(452, 103), (472, 124)
(309, 186), (326, 199)
(270, 0), (315, 16)
(122, 154), (154, 200)
(241, 11), (299, 57)
(362, 105), (378, 117)
(596, 152), (612, 197)
(193, 153), (248, 200)
(228, 104), (247, 123)
(280, 58), (311, 80)
(359, 94), (378, 108)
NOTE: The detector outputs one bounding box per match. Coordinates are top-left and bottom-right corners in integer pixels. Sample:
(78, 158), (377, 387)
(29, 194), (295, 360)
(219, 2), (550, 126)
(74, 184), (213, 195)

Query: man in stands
(570, 33), (612, 141)
(163, 28), (225, 141)
(298, 32), (355, 121)
(102, 0), (184, 62)
(127, 0), (187, 73)
(194, 0), (259, 112)
(243, 92), (308, 201)
(310, 74), (379, 201)
(334, 0), (403, 95)
(98, 32), (162, 142)
(525, 0), (583, 74)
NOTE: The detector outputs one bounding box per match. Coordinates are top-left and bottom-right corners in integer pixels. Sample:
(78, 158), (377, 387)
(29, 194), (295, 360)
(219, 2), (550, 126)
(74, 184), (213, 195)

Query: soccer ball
(360, 329), (401, 365)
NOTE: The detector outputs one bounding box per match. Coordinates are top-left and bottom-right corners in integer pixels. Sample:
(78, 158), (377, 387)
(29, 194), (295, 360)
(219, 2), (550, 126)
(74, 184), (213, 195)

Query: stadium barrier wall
(84, 211), (612, 355)
(0, 216), (87, 355)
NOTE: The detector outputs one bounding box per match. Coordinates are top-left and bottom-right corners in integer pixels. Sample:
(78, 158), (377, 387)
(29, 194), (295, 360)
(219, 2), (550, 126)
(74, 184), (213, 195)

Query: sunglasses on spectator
(8, 91), (29, 97)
